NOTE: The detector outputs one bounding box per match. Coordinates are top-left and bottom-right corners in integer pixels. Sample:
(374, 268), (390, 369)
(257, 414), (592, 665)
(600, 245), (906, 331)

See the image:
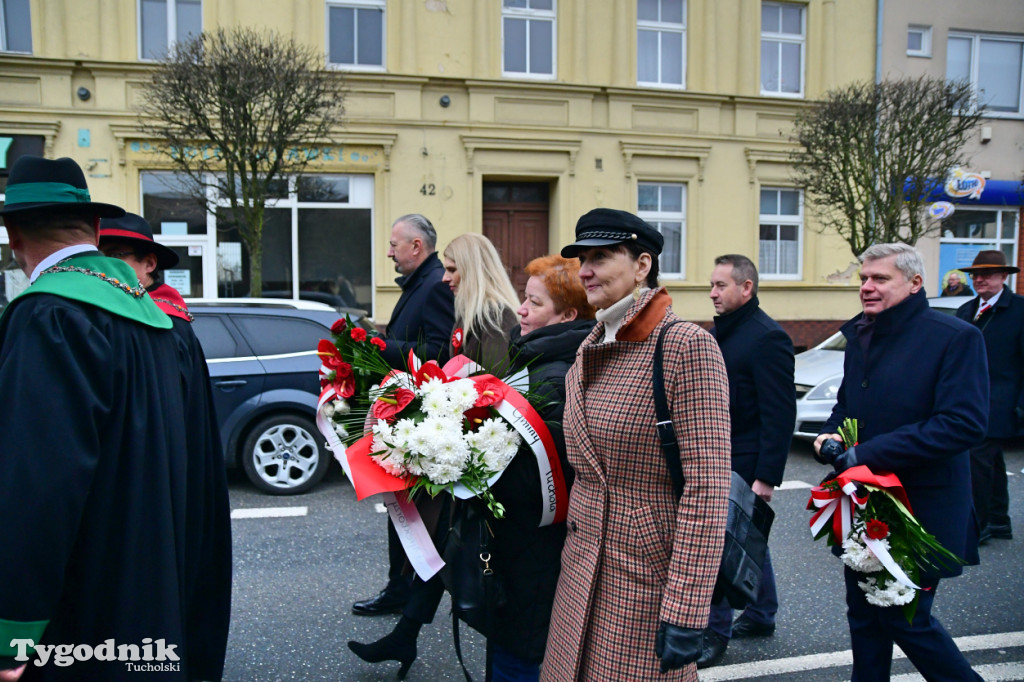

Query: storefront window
(938, 208), (1019, 291)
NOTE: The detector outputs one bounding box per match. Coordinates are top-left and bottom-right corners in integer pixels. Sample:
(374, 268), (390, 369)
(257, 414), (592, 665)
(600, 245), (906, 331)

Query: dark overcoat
(710, 296), (794, 486)
(955, 285), (1024, 439)
(382, 252), (455, 367)
(822, 290), (988, 578)
(541, 289), (731, 682)
(488, 319), (594, 663)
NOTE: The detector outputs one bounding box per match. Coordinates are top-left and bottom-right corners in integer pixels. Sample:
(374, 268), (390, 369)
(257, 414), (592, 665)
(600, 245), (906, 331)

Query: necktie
(975, 301), (991, 322)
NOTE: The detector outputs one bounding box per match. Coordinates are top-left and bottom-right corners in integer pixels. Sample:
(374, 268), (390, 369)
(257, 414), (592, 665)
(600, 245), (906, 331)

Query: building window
(759, 187), (802, 278)
(327, 0), (385, 69)
(939, 208), (1019, 291)
(139, 0), (201, 61)
(0, 0), (31, 53)
(638, 182), (686, 277)
(502, 0), (556, 79)
(141, 171), (375, 312)
(947, 32), (1024, 117)
(760, 1), (804, 97)
(637, 0), (685, 88)
(907, 25), (931, 58)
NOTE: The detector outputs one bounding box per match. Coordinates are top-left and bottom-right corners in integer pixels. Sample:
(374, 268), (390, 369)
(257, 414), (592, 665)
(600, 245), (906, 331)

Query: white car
(792, 296), (973, 440)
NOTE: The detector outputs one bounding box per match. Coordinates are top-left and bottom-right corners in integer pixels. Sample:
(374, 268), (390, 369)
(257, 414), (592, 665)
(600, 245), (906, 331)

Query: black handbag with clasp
(652, 322), (775, 610)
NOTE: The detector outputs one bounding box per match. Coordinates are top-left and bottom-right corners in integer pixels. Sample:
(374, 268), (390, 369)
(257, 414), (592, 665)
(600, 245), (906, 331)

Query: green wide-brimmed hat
(0, 155), (124, 219)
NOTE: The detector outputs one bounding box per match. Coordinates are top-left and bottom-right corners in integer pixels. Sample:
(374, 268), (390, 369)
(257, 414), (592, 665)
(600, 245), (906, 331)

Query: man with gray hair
(351, 213), (455, 616)
(815, 243), (987, 681)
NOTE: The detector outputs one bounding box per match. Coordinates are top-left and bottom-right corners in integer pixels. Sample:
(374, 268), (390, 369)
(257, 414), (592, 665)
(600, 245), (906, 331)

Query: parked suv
(188, 299), (372, 495)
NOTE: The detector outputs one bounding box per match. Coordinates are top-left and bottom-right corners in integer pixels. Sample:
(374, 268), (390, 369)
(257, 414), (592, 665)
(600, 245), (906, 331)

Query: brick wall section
(694, 319), (846, 353)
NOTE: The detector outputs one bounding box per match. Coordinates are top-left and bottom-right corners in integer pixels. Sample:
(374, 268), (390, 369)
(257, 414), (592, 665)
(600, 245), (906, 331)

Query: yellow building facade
(0, 0), (878, 343)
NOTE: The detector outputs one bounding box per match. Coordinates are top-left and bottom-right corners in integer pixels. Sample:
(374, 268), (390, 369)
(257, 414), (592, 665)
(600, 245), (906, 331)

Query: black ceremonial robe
(0, 254), (229, 681)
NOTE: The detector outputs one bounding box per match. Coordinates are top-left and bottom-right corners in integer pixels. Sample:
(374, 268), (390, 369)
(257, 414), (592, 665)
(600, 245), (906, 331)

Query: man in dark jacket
(699, 254), (794, 668)
(955, 250), (1022, 543)
(352, 213), (456, 616)
(816, 243), (987, 682)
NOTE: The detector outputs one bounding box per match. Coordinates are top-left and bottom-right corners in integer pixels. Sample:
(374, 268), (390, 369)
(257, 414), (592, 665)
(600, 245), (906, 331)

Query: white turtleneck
(596, 287), (650, 343)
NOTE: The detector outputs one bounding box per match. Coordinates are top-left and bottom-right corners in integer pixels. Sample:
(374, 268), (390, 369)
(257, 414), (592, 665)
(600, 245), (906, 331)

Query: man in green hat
(0, 156), (229, 681)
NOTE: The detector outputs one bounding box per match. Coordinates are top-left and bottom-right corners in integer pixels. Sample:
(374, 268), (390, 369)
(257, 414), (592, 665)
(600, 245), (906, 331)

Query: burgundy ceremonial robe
(542, 288), (731, 681)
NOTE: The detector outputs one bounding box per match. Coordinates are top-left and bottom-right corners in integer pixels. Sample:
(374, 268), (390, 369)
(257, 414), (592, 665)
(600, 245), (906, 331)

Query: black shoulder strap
(654, 321), (685, 501)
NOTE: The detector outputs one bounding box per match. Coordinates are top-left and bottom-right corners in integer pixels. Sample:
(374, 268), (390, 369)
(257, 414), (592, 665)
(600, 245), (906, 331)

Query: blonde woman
(441, 233), (520, 371)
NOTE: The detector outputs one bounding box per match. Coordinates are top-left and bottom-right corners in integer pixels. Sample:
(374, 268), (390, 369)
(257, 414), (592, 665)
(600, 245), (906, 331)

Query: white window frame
(907, 24), (932, 58)
(939, 207), (1019, 290)
(760, 1), (805, 98)
(137, 0), (202, 62)
(637, 181), (687, 279)
(326, 0), (386, 71)
(636, 0), (686, 89)
(947, 31), (1024, 119)
(758, 186), (803, 280)
(0, 0), (31, 54)
(501, 0), (557, 80)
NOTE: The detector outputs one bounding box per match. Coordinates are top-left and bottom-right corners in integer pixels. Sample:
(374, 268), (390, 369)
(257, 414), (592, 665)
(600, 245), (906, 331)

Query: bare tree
(137, 28), (344, 296)
(792, 77), (982, 257)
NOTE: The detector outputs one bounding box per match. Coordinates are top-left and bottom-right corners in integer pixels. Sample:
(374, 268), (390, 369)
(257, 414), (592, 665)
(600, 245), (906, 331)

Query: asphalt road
(222, 442), (1024, 681)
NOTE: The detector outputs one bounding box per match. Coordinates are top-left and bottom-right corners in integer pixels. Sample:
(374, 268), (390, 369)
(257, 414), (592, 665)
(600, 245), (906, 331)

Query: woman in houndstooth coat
(541, 209), (731, 681)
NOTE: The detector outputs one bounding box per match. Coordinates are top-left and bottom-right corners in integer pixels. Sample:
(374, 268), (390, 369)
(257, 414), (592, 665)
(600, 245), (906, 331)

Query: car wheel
(240, 414), (330, 495)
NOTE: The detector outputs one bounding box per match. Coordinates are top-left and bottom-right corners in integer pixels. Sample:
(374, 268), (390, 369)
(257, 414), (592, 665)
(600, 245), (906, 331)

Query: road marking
(892, 662), (1024, 682)
(374, 502), (388, 513)
(778, 480), (814, 490)
(698, 631), (1024, 681)
(231, 506), (308, 519)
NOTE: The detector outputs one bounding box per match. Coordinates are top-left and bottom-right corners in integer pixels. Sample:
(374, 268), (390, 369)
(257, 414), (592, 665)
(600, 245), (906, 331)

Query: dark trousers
(990, 447), (1011, 528)
(385, 517), (412, 597)
(844, 568), (981, 682)
(969, 438), (1001, 530)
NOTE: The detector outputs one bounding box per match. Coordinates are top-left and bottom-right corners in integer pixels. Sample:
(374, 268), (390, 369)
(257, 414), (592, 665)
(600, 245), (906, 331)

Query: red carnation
(351, 327), (368, 342)
(865, 519), (889, 540)
(334, 361), (353, 379)
(331, 318), (347, 334)
(370, 337), (386, 351)
(371, 387), (416, 421)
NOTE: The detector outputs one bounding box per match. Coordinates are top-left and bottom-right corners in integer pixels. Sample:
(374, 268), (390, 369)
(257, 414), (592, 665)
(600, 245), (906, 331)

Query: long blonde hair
(444, 233), (519, 339)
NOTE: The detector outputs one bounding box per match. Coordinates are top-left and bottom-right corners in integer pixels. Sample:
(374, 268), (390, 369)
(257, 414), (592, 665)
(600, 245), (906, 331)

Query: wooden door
(482, 183), (550, 298)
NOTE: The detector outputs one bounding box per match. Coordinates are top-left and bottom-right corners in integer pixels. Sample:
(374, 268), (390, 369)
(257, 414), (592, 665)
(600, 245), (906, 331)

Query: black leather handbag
(438, 497), (508, 682)
(653, 322), (775, 610)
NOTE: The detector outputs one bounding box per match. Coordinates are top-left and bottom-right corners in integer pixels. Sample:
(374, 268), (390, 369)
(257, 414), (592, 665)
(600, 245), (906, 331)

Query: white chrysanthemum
(841, 535), (884, 574)
(482, 436), (520, 472)
(393, 418), (418, 445)
(447, 379), (479, 412)
(860, 577), (916, 607)
(333, 422), (348, 438)
(332, 399), (351, 415)
(321, 402), (336, 418)
(421, 390), (450, 416)
(419, 377), (447, 397)
(371, 419), (394, 442)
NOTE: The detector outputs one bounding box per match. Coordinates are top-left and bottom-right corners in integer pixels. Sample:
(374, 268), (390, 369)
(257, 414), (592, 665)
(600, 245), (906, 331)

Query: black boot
(348, 616), (420, 679)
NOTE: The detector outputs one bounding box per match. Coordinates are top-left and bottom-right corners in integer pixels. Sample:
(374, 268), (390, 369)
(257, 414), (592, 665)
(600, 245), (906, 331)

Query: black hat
(561, 208), (664, 258)
(0, 155), (124, 218)
(960, 249), (1020, 275)
(99, 212), (180, 270)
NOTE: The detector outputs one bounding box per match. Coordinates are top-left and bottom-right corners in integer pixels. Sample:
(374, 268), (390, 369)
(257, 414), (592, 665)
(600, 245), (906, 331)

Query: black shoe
(979, 526), (992, 546)
(731, 615), (776, 638)
(348, 618), (419, 679)
(696, 630), (728, 669)
(352, 589), (408, 616)
(987, 523), (1013, 540)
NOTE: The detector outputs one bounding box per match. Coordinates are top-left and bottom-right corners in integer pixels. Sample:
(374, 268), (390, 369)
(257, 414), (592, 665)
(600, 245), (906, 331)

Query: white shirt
(30, 244), (96, 283)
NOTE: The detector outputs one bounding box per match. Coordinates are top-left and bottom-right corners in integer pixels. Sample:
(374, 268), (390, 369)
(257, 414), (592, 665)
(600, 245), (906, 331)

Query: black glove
(834, 445), (858, 472)
(655, 622), (703, 673)
(816, 437), (845, 465)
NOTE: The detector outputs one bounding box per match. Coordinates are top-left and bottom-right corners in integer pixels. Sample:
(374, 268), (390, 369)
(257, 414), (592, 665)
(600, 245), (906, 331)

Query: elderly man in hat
(955, 250), (1022, 544)
(0, 157), (228, 681)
